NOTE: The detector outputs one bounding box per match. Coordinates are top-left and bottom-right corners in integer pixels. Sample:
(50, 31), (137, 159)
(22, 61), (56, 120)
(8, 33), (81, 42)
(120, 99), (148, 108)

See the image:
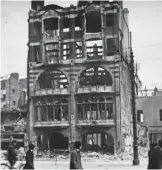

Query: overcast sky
(1, 1), (162, 89)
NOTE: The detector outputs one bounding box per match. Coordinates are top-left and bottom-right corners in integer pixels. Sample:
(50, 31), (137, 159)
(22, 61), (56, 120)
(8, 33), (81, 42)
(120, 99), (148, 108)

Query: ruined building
(136, 87), (162, 147)
(1, 73), (28, 150)
(27, 1), (133, 154)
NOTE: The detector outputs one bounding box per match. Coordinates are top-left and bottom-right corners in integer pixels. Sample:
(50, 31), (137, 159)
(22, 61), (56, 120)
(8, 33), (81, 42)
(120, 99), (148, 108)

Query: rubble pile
(81, 152), (119, 161)
(138, 146), (148, 160)
(0, 146), (147, 161)
(0, 150), (7, 160)
(35, 150), (70, 160)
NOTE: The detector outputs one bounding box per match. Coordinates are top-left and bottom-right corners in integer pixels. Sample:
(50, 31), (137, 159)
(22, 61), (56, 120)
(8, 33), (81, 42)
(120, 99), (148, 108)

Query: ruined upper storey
(28, 1), (130, 64)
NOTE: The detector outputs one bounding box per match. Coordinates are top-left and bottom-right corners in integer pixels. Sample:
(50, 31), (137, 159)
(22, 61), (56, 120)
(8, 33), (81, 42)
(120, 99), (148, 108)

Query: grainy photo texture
(1, 0), (162, 169)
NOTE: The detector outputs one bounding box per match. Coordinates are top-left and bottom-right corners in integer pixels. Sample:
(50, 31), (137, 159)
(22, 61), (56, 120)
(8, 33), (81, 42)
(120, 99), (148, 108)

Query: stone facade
(27, 1), (132, 154)
(136, 92), (162, 146)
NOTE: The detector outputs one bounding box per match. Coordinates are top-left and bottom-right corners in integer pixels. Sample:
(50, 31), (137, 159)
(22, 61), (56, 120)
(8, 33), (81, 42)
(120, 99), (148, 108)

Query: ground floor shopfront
(32, 126), (116, 154)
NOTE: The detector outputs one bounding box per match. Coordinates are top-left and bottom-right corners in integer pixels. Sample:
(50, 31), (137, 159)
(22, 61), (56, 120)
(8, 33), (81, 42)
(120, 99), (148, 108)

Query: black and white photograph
(1, 0), (162, 169)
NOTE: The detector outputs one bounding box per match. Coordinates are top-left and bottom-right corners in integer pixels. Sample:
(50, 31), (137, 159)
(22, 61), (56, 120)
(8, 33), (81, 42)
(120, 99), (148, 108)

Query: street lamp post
(130, 49), (140, 165)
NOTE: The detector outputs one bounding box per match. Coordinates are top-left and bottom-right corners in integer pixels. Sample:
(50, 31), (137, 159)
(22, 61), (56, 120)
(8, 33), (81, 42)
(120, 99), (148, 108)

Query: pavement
(0, 160), (148, 169)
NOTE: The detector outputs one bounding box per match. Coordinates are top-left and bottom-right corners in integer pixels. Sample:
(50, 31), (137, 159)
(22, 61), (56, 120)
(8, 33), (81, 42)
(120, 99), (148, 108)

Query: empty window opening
(79, 66), (113, 87)
(75, 16), (82, 31)
(12, 89), (15, 93)
(137, 110), (143, 123)
(77, 96), (113, 121)
(35, 98), (68, 122)
(63, 18), (70, 32)
(30, 46), (41, 63)
(81, 132), (114, 153)
(63, 43), (70, 60)
(86, 12), (101, 33)
(75, 41), (83, 58)
(33, 22), (41, 35)
(44, 18), (59, 37)
(36, 70), (68, 90)
(106, 38), (119, 56)
(160, 110), (162, 121)
(45, 43), (59, 64)
(106, 13), (118, 27)
(86, 39), (103, 59)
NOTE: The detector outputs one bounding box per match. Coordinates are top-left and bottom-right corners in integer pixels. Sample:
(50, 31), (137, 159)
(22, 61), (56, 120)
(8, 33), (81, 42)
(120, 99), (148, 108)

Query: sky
(1, 0), (162, 89)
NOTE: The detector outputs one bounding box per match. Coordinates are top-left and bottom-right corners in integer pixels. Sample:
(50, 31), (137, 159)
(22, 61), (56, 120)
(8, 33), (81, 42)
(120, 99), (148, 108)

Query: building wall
(119, 62), (132, 151)
(28, 1), (131, 153)
(136, 96), (162, 126)
(1, 73), (28, 150)
(136, 96), (162, 145)
(1, 73), (27, 110)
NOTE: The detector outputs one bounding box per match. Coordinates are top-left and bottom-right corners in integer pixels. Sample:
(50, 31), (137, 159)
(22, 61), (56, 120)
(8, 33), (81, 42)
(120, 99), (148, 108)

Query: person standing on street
(23, 144), (35, 169)
(70, 141), (83, 169)
(7, 139), (18, 168)
(151, 140), (162, 169)
(148, 143), (156, 169)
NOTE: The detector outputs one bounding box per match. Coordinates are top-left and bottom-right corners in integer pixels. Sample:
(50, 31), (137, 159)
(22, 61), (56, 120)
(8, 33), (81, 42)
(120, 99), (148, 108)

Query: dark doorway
(49, 132), (68, 149)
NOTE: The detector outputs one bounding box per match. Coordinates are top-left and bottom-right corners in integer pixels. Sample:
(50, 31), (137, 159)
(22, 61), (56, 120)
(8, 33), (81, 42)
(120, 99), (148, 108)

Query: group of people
(7, 140), (35, 169)
(7, 139), (162, 169)
(148, 139), (162, 169)
(7, 140), (83, 169)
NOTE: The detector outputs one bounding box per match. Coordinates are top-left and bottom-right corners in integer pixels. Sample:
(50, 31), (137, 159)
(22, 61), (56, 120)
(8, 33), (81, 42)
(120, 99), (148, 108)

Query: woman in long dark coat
(23, 144), (35, 169)
(148, 143), (156, 169)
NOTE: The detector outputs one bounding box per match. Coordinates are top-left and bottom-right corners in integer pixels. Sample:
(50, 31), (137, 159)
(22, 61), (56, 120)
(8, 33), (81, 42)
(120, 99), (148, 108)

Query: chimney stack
(31, 0), (44, 11)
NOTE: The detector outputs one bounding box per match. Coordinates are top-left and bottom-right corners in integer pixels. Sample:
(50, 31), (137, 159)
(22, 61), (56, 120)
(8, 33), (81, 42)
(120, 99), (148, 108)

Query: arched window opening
(81, 132), (114, 154)
(36, 70), (68, 90)
(79, 67), (113, 87)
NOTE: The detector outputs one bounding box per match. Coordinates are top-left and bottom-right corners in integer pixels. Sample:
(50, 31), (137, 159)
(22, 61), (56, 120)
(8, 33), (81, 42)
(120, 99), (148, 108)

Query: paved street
(0, 160), (147, 169)
(34, 160), (148, 169)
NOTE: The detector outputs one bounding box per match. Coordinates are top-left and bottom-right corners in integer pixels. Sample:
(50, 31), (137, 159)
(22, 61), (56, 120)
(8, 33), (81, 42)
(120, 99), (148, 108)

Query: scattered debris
(1, 147), (148, 162)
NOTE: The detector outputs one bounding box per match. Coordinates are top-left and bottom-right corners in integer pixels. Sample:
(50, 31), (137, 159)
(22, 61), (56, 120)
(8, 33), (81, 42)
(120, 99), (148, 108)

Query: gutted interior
(63, 17), (70, 32)
(75, 41), (83, 58)
(30, 45), (41, 63)
(86, 39), (103, 59)
(44, 18), (59, 37)
(77, 95), (113, 121)
(45, 43), (59, 63)
(86, 11), (101, 33)
(37, 132), (69, 151)
(35, 98), (69, 122)
(79, 67), (113, 87)
(33, 22), (41, 35)
(28, 1), (130, 153)
(81, 132), (114, 153)
(63, 43), (70, 60)
(35, 69), (68, 90)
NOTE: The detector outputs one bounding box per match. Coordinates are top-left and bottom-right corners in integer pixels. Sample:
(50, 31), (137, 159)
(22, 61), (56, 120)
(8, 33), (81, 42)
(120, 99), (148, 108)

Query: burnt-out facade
(28, 1), (132, 154)
(1, 73), (28, 150)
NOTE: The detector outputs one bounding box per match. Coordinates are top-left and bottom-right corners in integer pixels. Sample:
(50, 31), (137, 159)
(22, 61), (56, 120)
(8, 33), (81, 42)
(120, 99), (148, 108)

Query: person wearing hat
(151, 139), (162, 169)
(70, 141), (83, 169)
(7, 139), (18, 168)
(23, 143), (35, 169)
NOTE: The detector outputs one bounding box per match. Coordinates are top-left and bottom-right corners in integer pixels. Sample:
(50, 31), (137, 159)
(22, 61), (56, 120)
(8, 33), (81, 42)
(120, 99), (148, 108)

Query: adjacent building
(136, 88), (162, 146)
(1, 73), (28, 150)
(27, 0), (133, 154)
